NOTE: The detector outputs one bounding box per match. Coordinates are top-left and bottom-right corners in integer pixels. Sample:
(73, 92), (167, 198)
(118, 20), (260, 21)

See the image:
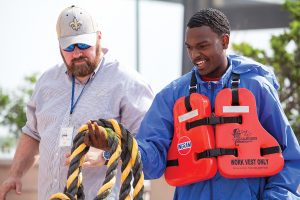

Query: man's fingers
(64, 159), (70, 166)
(0, 183), (10, 200)
(64, 152), (71, 158)
(93, 122), (102, 146)
(15, 182), (21, 195)
(0, 178), (21, 199)
(63, 152), (71, 166)
(87, 120), (93, 133)
(87, 121), (97, 146)
(84, 132), (90, 146)
(84, 120), (109, 150)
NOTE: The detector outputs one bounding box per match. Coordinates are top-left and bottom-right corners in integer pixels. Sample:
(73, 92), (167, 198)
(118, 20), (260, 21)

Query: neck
(76, 75), (90, 84)
(214, 55), (229, 78)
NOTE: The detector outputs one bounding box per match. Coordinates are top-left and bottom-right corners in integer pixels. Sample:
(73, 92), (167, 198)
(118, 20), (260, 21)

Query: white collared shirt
(22, 49), (154, 200)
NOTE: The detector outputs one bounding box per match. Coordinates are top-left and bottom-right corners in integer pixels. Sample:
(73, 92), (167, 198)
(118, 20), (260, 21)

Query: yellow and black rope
(97, 119), (144, 200)
(49, 119), (144, 200)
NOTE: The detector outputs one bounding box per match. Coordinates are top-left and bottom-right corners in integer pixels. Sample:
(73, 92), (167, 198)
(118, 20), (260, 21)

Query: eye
(196, 44), (208, 50)
(185, 45), (191, 50)
(63, 44), (75, 52)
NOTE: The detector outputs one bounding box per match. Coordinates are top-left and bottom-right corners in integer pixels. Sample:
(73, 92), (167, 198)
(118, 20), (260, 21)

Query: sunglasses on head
(63, 43), (91, 52)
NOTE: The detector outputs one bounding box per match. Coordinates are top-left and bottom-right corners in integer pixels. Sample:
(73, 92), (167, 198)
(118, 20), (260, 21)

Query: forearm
(263, 160), (300, 199)
(262, 108), (300, 198)
(9, 133), (39, 177)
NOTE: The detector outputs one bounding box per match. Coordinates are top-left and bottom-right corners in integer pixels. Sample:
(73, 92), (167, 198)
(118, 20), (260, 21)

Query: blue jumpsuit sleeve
(136, 88), (175, 179)
(257, 82), (300, 199)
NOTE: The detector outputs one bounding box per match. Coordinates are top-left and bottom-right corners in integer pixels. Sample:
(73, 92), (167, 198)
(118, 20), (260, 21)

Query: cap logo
(69, 17), (82, 31)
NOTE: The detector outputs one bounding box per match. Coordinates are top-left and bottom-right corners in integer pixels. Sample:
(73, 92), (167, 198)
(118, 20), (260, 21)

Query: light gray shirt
(22, 49), (154, 200)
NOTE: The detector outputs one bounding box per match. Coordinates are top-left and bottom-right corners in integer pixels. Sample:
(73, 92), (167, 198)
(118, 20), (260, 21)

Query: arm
(83, 89), (173, 177)
(257, 83), (300, 199)
(120, 78), (154, 135)
(70, 78), (153, 167)
(136, 90), (175, 179)
(0, 133), (39, 200)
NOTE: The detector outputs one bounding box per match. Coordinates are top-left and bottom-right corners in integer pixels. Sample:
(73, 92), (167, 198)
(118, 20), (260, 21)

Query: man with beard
(0, 5), (154, 200)
(84, 8), (300, 199)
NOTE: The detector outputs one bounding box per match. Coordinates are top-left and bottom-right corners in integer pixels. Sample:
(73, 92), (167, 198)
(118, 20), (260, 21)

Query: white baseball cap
(56, 5), (99, 49)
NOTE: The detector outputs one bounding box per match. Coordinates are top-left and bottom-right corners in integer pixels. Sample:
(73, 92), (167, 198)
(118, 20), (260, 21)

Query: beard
(62, 43), (101, 77)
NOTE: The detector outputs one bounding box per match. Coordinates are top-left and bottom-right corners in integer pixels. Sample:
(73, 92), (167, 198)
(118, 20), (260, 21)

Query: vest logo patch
(232, 128), (257, 146)
(177, 136), (192, 155)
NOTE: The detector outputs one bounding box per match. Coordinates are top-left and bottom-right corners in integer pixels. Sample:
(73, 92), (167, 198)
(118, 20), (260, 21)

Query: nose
(72, 47), (83, 58)
(189, 49), (200, 61)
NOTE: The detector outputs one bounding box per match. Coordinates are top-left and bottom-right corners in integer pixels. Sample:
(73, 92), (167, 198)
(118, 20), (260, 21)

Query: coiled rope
(49, 119), (144, 200)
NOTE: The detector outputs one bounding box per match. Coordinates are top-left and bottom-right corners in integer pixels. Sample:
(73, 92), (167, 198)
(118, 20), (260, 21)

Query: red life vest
(215, 88), (284, 178)
(164, 73), (284, 187)
(165, 93), (217, 186)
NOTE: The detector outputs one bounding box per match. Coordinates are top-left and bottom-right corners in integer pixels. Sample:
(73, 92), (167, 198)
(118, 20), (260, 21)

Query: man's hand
(84, 121), (109, 150)
(0, 176), (22, 200)
(64, 147), (106, 168)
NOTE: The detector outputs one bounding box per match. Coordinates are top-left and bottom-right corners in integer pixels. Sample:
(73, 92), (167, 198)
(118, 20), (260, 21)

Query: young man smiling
(0, 5), (154, 200)
(85, 8), (300, 200)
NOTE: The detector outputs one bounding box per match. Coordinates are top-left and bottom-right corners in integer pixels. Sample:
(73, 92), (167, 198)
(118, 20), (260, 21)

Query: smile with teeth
(195, 60), (206, 67)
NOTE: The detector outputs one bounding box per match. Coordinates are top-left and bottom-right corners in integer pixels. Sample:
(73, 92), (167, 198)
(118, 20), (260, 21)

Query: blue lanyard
(70, 76), (90, 114)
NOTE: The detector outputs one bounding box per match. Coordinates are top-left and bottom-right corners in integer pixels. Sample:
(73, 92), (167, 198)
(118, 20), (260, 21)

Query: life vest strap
(184, 96), (193, 112)
(166, 147), (238, 167)
(186, 116), (242, 130)
(231, 73), (240, 106)
(196, 148), (238, 160)
(261, 146), (282, 156)
(189, 71), (197, 94)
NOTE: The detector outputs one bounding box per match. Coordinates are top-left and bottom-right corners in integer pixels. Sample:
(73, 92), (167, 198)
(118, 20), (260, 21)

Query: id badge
(59, 127), (74, 147)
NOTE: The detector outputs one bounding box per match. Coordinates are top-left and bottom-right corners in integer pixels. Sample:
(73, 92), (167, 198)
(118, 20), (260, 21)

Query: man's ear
(222, 34), (230, 49)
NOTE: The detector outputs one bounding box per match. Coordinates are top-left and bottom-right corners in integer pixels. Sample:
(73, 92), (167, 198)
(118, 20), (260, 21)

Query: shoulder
(30, 63), (66, 98)
(240, 72), (277, 97)
(171, 71), (192, 88)
(38, 63), (66, 81)
(163, 71), (192, 91)
(229, 54), (279, 90)
(100, 55), (153, 93)
(33, 63), (66, 91)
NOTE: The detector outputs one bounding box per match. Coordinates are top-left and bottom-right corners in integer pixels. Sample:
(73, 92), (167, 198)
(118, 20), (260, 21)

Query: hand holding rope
(49, 119), (144, 200)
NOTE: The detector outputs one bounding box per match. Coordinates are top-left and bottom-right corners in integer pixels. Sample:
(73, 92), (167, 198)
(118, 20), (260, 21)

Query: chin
(196, 67), (208, 75)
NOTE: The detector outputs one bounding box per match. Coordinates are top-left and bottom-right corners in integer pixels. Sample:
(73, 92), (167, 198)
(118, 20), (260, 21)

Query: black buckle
(231, 79), (240, 84)
(189, 85), (197, 91)
(231, 79), (240, 88)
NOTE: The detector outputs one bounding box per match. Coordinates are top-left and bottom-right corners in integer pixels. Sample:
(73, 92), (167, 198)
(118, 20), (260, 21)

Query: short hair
(187, 8), (230, 36)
